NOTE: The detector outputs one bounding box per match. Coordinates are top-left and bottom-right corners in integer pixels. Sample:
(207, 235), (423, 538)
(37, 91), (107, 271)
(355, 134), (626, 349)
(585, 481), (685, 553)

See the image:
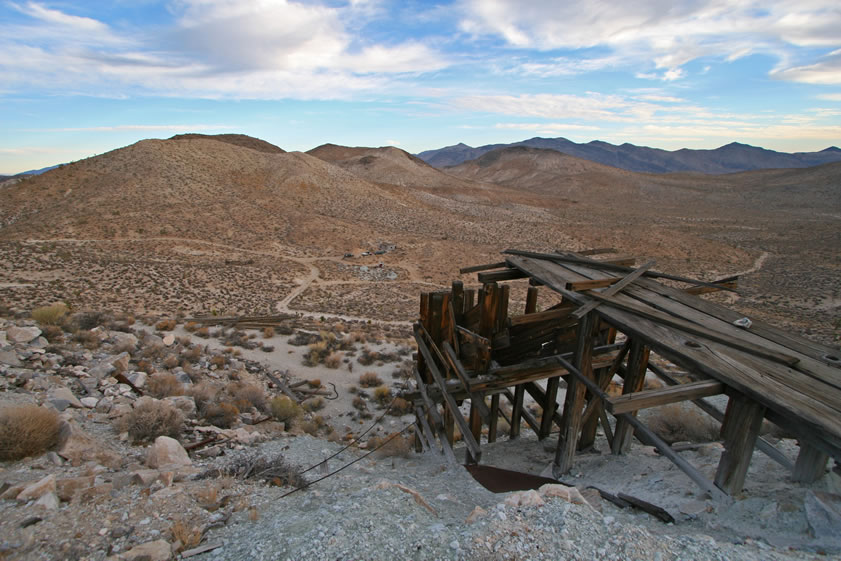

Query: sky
(1, 0), (841, 174)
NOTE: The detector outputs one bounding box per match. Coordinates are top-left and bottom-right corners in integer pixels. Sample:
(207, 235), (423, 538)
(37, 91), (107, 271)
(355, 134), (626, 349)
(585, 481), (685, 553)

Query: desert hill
(169, 133), (286, 154)
(418, 136), (841, 174)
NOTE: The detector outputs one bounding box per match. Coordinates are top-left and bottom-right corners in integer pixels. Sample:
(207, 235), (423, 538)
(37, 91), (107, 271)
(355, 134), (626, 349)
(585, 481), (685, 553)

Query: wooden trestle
(407, 248), (841, 500)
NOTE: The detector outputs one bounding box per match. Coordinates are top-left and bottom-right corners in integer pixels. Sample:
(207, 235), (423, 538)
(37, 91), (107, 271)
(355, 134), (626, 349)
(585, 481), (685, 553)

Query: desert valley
(1, 133), (840, 560)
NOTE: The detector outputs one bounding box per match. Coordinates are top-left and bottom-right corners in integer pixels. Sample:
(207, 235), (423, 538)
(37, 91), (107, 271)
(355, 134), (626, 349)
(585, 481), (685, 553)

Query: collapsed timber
(405, 248), (841, 501)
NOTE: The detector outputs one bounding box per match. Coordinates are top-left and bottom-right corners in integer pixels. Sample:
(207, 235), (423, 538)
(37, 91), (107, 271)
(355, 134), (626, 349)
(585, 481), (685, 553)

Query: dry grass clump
(203, 402), (239, 428)
(262, 327), (275, 339)
(358, 372), (383, 388)
(187, 382), (218, 416)
(270, 397), (302, 424)
(210, 355), (227, 369)
(41, 324), (65, 343)
(388, 397), (413, 416)
(196, 327), (210, 338)
(324, 352), (342, 369)
(184, 321), (200, 333)
(181, 345), (202, 362)
(206, 452), (306, 488)
(373, 386), (391, 406)
(146, 373), (184, 398)
(367, 433), (413, 458)
(120, 400), (184, 441)
(300, 415), (327, 436)
(302, 397), (325, 412)
(31, 303), (68, 326)
(74, 329), (101, 350)
(155, 319), (177, 331)
(170, 519), (203, 553)
(646, 404), (720, 444)
(163, 354), (180, 369)
(0, 405), (61, 461)
(288, 330), (321, 346)
(226, 382), (267, 413)
(68, 311), (108, 331)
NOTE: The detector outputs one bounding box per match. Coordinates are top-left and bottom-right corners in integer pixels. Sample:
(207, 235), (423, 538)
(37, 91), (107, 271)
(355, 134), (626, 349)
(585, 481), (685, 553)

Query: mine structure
(407, 248), (841, 500)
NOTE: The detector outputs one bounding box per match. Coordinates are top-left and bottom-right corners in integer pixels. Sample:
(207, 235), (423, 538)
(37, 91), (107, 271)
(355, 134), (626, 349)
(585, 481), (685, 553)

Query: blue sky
(1, 0), (840, 174)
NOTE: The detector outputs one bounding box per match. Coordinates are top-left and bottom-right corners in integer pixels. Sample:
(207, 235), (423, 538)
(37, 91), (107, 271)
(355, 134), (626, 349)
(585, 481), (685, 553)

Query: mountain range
(417, 137), (841, 174)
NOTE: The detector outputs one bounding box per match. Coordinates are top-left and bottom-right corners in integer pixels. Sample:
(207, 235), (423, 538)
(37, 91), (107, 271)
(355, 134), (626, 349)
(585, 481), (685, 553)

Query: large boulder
(5, 326), (42, 344)
(16, 474), (56, 502)
(57, 420), (122, 467)
(146, 436), (191, 469)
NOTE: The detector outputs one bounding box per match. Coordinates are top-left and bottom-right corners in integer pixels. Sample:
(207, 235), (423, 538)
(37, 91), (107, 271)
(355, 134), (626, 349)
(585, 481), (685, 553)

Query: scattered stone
(162, 334), (175, 346)
(16, 474), (56, 502)
(33, 491), (59, 510)
(504, 489), (545, 508)
(117, 539), (172, 561)
(0, 349), (22, 367)
(146, 436), (191, 469)
(111, 352), (130, 374)
(57, 420), (122, 467)
(128, 371), (147, 388)
(56, 476), (95, 502)
(49, 387), (83, 409)
(112, 332), (138, 350)
(465, 506), (487, 524)
(805, 490), (841, 542)
(164, 395), (196, 418)
(132, 470), (161, 487)
(80, 396), (99, 408)
(96, 397), (114, 413)
(680, 500), (710, 517)
(6, 326), (42, 344)
(19, 516), (43, 528)
(174, 371), (192, 385)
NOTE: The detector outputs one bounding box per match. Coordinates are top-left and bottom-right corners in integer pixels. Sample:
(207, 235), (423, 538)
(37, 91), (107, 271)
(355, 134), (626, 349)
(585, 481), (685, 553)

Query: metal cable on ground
(280, 421), (416, 499)
(299, 391), (403, 475)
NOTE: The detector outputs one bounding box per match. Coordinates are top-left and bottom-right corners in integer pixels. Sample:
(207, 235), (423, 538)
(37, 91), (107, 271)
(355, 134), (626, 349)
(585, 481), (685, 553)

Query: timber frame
(407, 248), (841, 500)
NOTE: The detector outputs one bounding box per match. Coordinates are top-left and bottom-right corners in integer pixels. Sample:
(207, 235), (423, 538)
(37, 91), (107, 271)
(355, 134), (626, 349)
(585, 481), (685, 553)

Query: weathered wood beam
(566, 278), (618, 291)
(509, 306), (576, 327)
(578, 247), (618, 256)
(792, 443), (829, 483)
(460, 261), (508, 274)
(572, 260), (656, 319)
(504, 389), (541, 434)
(488, 394), (500, 443)
(607, 379), (724, 415)
(509, 384), (525, 439)
(411, 367), (458, 466)
(612, 339), (650, 455)
(478, 269), (529, 283)
(715, 392), (766, 495)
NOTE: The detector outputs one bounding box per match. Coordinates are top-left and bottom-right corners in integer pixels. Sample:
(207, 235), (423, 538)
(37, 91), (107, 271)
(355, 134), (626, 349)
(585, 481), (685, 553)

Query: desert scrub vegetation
(155, 318), (177, 331)
(119, 400), (184, 442)
(373, 386), (392, 406)
(262, 327), (275, 338)
(226, 382), (267, 413)
(146, 373), (184, 398)
(203, 402), (239, 429)
(187, 382), (218, 416)
(31, 302), (68, 326)
(270, 397), (302, 424)
(74, 329), (101, 350)
(388, 397), (413, 416)
(358, 372), (383, 388)
(0, 405), (62, 461)
(184, 321), (200, 333)
(324, 352), (342, 369)
(367, 433), (413, 459)
(302, 397), (325, 412)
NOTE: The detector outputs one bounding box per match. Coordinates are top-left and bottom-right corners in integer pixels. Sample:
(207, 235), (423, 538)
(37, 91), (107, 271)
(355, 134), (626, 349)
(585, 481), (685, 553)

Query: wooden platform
(407, 248), (841, 500)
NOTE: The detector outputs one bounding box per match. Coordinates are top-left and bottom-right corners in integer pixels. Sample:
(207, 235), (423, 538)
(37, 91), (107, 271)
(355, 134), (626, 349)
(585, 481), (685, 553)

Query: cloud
(23, 124), (237, 133)
(458, 0), (841, 82)
(771, 49), (841, 84)
(817, 93), (841, 101)
(452, 92), (664, 122)
(495, 123), (599, 131)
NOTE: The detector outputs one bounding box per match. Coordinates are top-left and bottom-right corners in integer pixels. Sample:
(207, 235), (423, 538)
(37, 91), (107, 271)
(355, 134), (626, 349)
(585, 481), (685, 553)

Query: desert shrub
(276, 323), (294, 336)
(203, 402), (239, 428)
(155, 319), (177, 331)
(348, 385), (358, 394)
(142, 343), (166, 360)
(69, 311), (107, 331)
(358, 372), (383, 388)
(646, 404), (720, 444)
(163, 354), (180, 369)
(352, 396), (368, 411)
(388, 397), (413, 416)
(357, 348), (377, 366)
(196, 327), (210, 338)
(181, 345), (202, 362)
(303, 341), (329, 367)
(41, 324), (65, 343)
(31, 303), (68, 326)
(261, 345), (275, 352)
(146, 373), (184, 398)
(170, 520), (203, 553)
(120, 400), (184, 441)
(206, 452), (305, 488)
(288, 330), (321, 346)
(210, 355), (227, 369)
(270, 397), (302, 423)
(0, 405), (61, 461)
(324, 352), (342, 369)
(226, 382), (267, 413)
(373, 386), (391, 406)
(187, 382), (218, 416)
(367, 433), (413, 458)
(262, 327), (275, 339)
(302, 397), (325, 412)
(74, 329), (101, 350)
(184, 321), (200, 333)
(307, 379), (322, 389)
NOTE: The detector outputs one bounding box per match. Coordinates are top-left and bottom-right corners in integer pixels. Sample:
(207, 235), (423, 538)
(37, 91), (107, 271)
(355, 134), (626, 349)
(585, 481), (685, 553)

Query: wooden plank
(442, 341), (491, 423)
(539, 376), (561, 439)
(554, 312), (595, 473)
(572, 260), (656, 319)
(497, 284), (510, 333)
(478, 269), (529, 283)
(579, 340), (631, 430)
(460, 261), (507, 274)
(566, 278), (617, 291)
(792, 443), (829, 483)
(451, 280), (464, 323)
(525, 286), (538, 314)
(504, 389), (541, 434)
(578, 247), (618, 256)
(612, 340), (649, 455)
(413, 325), (481, 463)
(524, 382), (564, 428)
(411, 367), (458, 466)
(412, 406), (432, 452)
(469, 401), (482, 444)
(509, 305), (576, 327)
(715, 392), (766, 494)
(510, 384), (525, 439)
(608, 379), (724, 415)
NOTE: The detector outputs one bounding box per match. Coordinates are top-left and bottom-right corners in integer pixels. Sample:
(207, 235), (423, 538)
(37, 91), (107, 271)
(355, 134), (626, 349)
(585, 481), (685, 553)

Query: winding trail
(735, 251), (770, 278)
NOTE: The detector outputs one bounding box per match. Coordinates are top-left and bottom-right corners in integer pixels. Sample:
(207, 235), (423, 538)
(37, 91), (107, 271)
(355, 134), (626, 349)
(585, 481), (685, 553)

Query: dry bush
(69, 311), (107, 331)
(141, 343), (166, 360)
(207, 453), (306, 488)
(352, 396), (367, 411)
(196, 327), (210, 338)
(270, 397), (302, 423)
(135, 360), (155, 374)
(181, 345), (202, 362)
(184, 321), (200, 333)
(358, 372), (383, 388)
(119, 400), (184, 441)
(31, 303), (68, 326)
(226, 382), (267, 413)
(210, 355), (227, 369)
(74, 329), (101, 350)
(155, 319), (177, 331)
(288, 330), (321, 346)
(204, 402), (239, 428)
(146, 373), (184, 398)
(303, 340), (329, 367)
(307, 379), (322, 389)
(187, 382), (218, 416)
(0, 405), (61, 461)
(41, 324), (65, 343)
(163, 354), (180, 369)
(388, 397), (413, 416)
(348, 385), (358, 394)
(373, 386), (391, 406)
(324, 352), (342, 369)
(302, 397), (325, 412)
(367, 433), (413, 458)
(262, 327), (275, 339)
(646, 404), (720, 444)
(170, 520), (203, 552)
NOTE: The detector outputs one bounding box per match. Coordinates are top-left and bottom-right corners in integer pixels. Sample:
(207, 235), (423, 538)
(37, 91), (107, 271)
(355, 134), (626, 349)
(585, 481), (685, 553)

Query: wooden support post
(488, 394), (500, 443)
(497, 284), (510, 333)
(451, 281), (464, 323)
(479, 282), (498, 338)
(611, 339), (650, 455)
(578, 326), (616, 449)
(463, 288), (476, 314)
(469, 400), (482, 444)
(504, 389), (541, 434)
(510, 384), (525, 439)
(411, 367), (458, 466)
(554, 312), (595, 475)
(792, 443), (829, 483)
(444, 408), (455, 446)
(714, 392), (766, 495)
(525, 286), (538, 314)
(539, 376), (560, 440)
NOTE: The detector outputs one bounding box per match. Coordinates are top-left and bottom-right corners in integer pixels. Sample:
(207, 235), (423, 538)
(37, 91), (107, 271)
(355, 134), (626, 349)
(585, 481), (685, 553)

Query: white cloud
(24, 124), (237, 133)
(817, 93), (841, 101)
(771, 49), (841, 84)
(495, 123), (599, 131)
(458, 0), (841, 82)
(453, 93), (663, 122)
